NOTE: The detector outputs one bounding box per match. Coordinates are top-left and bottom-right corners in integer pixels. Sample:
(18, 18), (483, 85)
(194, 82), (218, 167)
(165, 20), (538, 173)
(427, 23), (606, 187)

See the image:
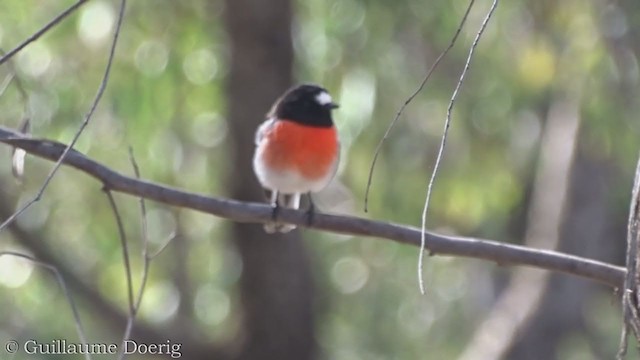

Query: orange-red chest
(261, 120), (338, 180)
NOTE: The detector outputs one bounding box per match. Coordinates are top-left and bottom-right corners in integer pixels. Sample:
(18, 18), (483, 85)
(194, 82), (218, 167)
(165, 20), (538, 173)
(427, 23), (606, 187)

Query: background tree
(223, 0), (317, 358)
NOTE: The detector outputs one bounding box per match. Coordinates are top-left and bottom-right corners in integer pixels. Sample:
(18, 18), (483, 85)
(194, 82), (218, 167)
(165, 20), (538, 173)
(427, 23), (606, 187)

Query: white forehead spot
(315, 91), (333, 106)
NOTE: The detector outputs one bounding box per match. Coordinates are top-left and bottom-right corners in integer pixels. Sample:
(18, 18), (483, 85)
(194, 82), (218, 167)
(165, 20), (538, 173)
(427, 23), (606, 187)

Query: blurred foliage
(0, 0), (639, 359)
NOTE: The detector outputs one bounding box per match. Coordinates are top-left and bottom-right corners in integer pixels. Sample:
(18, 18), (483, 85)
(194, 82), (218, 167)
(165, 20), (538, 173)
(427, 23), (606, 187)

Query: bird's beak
(329, 102), (340, 109)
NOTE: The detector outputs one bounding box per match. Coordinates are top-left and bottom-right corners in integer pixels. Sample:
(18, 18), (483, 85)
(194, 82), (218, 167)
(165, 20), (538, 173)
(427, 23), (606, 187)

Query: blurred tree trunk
(505, 134), (620, 359)
(499, 1), (631, 351)
(458, 97), (581, 360)
(460, 110), (621, 359)
(222, 1), (318, 360)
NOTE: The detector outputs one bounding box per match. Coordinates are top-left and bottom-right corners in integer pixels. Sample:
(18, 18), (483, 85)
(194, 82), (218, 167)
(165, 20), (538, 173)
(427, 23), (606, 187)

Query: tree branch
(618, 151), (640, 358)
(0, 125), (625, 288)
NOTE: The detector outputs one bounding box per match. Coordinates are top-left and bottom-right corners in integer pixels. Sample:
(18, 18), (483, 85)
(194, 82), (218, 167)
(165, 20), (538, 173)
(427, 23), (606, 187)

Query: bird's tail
(264, 191), (300, 234)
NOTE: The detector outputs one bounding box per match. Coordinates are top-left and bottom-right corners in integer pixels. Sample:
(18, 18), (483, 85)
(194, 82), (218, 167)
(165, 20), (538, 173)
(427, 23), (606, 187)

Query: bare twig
(115, 147), (176, 360)
(418, 0), (500, 294)
(0, 0), (90, 66)
(128, 146), (152, 312)
(0, 0), (126, 233)
(617, 320), (629, 360)
(0, 127), (625, 289)
(104, 189), (135, 313)
(0, 251), (91, 360)
(0, 73), (13, 97)
(149, 232), (176, 259)
(114, 147), (149, 360)
(364, 0), (476, 213)
(0, 48), (30, 115)
(104, 189), (137, 360)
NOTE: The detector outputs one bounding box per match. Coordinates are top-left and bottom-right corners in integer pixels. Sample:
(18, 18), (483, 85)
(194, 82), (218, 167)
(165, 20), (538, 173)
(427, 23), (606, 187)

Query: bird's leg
(270, 190), (280, 222)
(306, 192), (315, 226)
(261, 190), (282, 233)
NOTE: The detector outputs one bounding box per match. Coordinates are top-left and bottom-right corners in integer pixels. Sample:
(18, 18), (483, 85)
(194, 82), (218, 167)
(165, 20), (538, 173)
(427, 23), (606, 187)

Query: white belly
(253, 145), (337, 194)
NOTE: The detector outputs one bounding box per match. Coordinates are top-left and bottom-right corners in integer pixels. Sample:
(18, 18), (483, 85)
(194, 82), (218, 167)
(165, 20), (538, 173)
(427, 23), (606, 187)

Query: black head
(271, 84), (339, 128)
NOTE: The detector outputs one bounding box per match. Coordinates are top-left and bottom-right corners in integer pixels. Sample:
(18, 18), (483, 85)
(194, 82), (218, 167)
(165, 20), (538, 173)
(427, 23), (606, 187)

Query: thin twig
(617, 321), (628, 360)
(149, 232), (176, 259)
(115, 147), (150, 360)
(104, 188), (137, 360)
(0, 48), (30, 115)
(0, 127), (626, 289)
(0, 74), (14, 98)
(128, 146), (151, 312)
(0, 0), (90, 66)
(0, 251), (91, 360)
(364, 0), (476, 213)
(418, 0), (500, 294)
(117, 147), (177, 360)
(104, 189), (135, 313)
(0, 0), (126, 233)
(618, 290), (640, 359)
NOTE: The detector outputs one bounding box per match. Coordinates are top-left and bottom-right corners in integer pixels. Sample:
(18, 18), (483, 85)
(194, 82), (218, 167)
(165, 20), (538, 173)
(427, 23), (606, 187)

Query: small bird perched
(253, 84), (340, 233)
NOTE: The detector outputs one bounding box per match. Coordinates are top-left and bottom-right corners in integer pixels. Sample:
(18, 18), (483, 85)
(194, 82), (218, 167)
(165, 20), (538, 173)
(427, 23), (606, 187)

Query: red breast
(261, 119), (338, 180)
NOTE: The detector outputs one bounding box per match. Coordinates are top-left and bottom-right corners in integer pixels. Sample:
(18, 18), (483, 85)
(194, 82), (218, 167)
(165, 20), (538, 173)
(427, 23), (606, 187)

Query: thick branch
(0, 126), (625, 288)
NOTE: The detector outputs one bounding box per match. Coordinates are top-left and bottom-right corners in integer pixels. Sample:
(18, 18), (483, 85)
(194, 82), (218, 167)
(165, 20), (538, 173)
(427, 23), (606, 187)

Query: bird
(253, 84), (340, 233)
